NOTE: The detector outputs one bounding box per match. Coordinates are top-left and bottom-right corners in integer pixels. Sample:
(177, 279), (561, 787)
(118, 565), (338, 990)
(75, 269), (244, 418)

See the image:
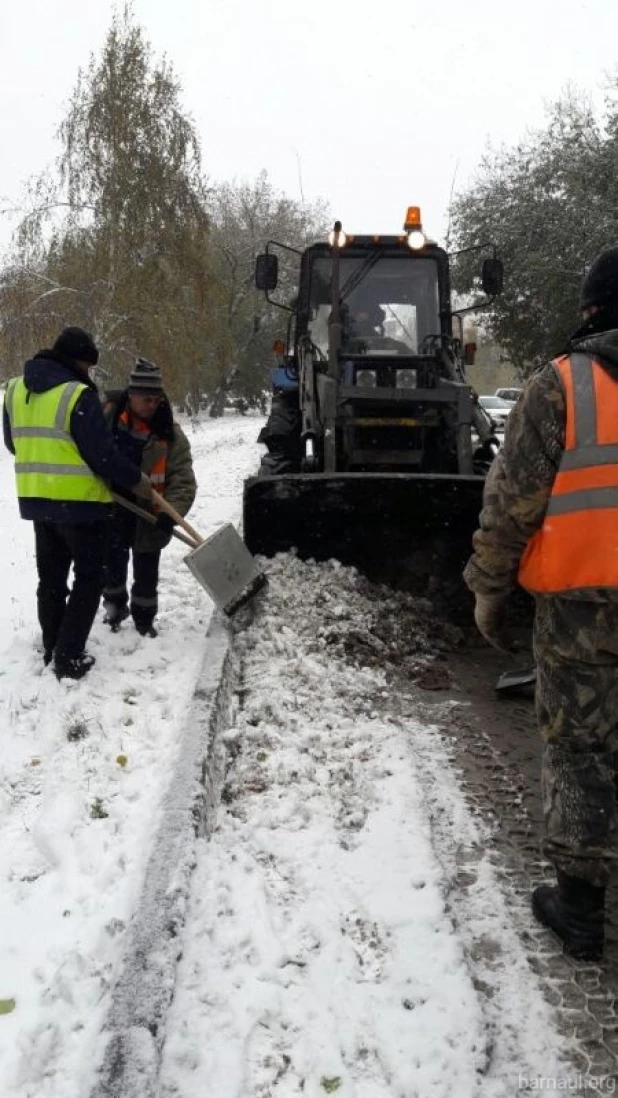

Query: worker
(258, 299), (398, 474)
(464, 247), (618, 961)
(257, 367), (302, 475)
(3, 327), (151, 680)
(341, 299), (387, 347)
(102, 357), (197, 637)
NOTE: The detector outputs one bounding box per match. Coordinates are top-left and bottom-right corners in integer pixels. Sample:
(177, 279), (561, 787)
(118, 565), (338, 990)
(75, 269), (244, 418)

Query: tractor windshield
(306, 254), (441, 358)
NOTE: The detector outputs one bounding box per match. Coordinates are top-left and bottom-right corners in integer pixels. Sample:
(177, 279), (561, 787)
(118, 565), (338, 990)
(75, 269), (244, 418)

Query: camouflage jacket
(463, 329), (618, 599)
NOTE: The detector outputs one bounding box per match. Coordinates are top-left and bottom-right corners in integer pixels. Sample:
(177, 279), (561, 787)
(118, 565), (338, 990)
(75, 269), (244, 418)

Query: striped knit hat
(128, 356), (164, 393)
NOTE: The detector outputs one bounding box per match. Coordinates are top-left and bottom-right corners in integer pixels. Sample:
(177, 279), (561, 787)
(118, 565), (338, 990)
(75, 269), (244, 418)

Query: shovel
(112, 493), (197, 549)
(495, 665), (537, 697)
(112, 490), (267, 616)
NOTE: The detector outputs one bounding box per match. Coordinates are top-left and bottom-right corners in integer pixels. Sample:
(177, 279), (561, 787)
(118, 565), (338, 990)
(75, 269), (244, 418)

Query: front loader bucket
(243, 472), (484, 604)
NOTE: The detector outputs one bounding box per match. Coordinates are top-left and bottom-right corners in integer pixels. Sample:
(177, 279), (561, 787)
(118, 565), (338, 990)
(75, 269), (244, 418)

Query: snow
(0, 411), (264, 1098)
(159, 557), (567, 1098)
(0, 409), (569, 1098)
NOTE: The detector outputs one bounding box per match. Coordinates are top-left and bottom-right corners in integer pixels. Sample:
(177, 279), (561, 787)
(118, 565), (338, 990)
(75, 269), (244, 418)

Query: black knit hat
(129, 356), (164, 393)
(53, 326), (99, 365)
(580, 248), (618, 310)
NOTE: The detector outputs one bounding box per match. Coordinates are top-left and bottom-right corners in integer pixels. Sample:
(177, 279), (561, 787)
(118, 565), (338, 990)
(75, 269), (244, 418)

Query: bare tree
(1, 6), (218, 397)
(207, 172), (329, 415)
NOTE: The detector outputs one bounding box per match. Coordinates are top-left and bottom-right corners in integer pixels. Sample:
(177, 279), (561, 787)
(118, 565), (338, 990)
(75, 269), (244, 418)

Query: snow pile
(250, 553), (463, 684)
(160, 556), (565, 1098)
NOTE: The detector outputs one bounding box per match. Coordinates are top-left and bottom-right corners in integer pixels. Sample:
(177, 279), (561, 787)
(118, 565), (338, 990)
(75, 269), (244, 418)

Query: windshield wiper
(385, 304), (417, 346)
(339, 249), (384, 301)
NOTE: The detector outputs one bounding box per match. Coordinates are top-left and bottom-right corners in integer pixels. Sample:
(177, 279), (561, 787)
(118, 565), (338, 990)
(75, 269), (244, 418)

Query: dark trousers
(34, 520), (108, 660)
(103, 509), (161, 628)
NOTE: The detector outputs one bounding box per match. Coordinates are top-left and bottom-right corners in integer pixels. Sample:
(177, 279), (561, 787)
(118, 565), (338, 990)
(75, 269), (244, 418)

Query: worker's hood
(23, 351), (98, 395)
(570, 328), (618, 380)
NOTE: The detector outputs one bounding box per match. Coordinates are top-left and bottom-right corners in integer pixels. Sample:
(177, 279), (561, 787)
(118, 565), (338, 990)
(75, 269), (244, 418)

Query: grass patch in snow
(66, 717), (90, 742)
(89, 797), (109, 820)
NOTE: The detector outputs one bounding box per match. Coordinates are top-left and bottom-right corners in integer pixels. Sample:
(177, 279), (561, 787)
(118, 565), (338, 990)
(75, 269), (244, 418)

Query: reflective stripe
(15, 462), (99, 477)
(11, 426), (72, 440)
(55, 382), (83, 431)
(570, 352), (597, 447)
(546, 486), (618, 516)
(104, 585), (127, 598)
(131, 594), (157, 607)
(560, 443), (618, 470)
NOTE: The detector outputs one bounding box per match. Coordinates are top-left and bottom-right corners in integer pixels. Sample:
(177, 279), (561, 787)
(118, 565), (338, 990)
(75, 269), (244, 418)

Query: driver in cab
(341, 300), (412, 355)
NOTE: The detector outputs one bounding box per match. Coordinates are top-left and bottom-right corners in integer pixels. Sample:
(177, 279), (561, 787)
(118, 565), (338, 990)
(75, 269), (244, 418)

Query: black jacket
(3, 351), (142, 522)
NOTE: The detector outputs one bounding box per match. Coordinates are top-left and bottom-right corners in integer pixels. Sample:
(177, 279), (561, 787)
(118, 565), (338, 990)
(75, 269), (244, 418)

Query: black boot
(103, 600), (130, 633)
(54, 652), (96, 681)
(532, 871), (605, 961)
(134, 620), (158, 638)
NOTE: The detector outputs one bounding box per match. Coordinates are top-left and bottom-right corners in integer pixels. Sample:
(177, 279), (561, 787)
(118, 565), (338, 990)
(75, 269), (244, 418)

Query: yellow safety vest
(4, 377), (113, 503)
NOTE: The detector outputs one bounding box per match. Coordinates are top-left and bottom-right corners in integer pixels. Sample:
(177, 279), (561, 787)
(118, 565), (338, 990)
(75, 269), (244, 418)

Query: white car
(479, 395), (513, 431)
(494, 386), (522, 405)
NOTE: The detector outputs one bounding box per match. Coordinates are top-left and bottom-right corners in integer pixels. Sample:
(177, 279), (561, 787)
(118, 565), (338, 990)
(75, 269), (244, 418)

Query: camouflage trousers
(534, 596), (618, 887)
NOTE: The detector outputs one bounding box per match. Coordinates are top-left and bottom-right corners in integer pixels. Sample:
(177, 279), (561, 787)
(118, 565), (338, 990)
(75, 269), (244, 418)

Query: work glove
(155, 512), (175, 535)
(133, 473), (153, 501)
(473, 592), (517, 653)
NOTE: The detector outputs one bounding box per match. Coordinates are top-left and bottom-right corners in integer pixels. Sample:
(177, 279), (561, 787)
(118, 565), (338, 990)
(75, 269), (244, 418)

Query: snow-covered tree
(450, 90), (618, 374)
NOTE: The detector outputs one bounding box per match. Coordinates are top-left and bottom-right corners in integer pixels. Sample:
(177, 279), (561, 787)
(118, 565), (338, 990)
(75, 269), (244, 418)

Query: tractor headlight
(328, 227), (347, 248)
(356, 369), (377, 388)
(407, 230), (426, 250)
(396, 368), (418, 389)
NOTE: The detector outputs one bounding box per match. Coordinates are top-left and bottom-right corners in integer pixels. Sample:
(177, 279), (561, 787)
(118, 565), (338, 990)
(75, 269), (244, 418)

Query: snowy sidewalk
(0, 413), (263, 1098)
(160, 557), (567, 1098)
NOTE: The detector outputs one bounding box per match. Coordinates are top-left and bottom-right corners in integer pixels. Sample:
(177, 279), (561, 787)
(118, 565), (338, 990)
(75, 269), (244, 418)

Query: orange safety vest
(118, 409), (168, 492)
(518, 352), (618, 594)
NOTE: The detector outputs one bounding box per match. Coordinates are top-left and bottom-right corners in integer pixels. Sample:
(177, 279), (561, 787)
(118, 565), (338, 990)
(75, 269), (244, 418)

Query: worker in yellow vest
(464, 249), (618, 962)
(3, 327), (152, 679)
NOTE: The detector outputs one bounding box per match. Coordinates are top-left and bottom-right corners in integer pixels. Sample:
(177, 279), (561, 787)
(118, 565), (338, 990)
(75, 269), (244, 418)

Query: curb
(89, 610), (237, 1098)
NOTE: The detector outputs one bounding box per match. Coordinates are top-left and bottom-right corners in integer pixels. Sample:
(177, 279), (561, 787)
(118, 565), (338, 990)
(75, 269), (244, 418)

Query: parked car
(494, 386), (522, 405)
(479, 394), (513, 431)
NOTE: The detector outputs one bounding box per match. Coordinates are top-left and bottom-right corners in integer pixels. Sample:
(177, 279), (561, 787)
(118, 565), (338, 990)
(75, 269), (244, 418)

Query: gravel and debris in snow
(160, 555), (567, 1098)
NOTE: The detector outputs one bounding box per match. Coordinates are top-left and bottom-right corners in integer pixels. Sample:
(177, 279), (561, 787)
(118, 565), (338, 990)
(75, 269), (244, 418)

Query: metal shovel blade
(183, 523), (267, 616)
(495, 665), (537, 696)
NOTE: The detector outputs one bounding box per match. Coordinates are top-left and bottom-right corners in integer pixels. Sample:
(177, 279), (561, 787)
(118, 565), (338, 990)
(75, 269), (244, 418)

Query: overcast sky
(0, 0), (616, 252)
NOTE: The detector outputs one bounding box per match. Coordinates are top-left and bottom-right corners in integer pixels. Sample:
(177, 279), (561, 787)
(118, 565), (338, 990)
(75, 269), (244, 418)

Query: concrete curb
(89, 610), (237, 1098)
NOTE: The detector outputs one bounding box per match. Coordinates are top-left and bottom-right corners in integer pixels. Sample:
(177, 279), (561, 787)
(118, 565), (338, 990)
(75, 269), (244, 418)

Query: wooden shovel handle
(111, 492), (198, 549)
(151, 488), (204, 545)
